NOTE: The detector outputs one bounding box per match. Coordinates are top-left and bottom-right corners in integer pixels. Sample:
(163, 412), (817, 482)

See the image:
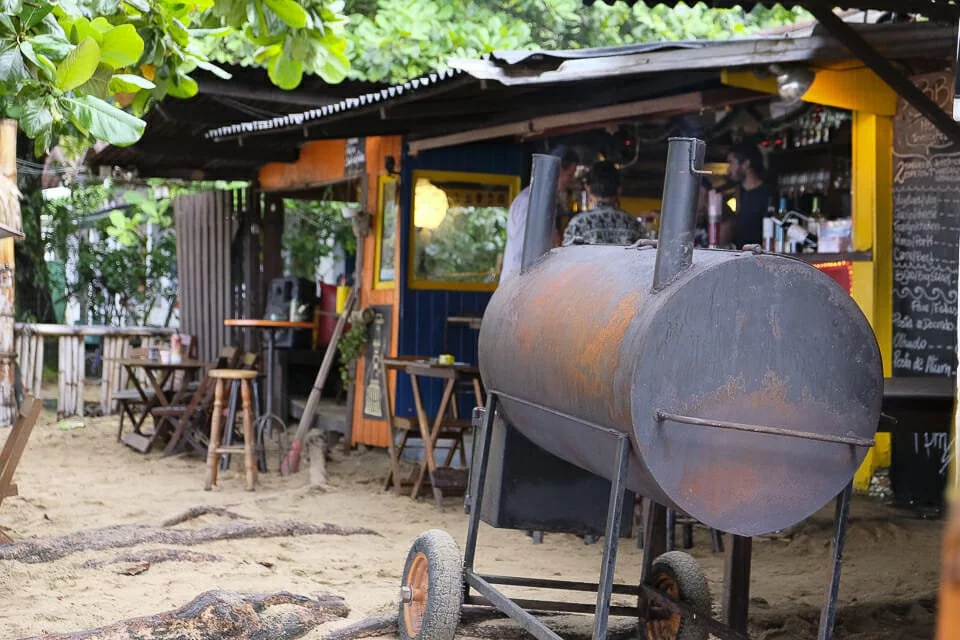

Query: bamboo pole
(0, 120), (17, 427)
(32, 335), (42, 400)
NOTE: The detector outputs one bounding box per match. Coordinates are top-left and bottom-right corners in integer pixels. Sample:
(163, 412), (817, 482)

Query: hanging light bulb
(414, 179), (449, 230)
(770, 64), (815, 105)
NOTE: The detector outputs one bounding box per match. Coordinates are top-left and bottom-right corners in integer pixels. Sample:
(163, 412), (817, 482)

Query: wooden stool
(205, 369), (259, 492)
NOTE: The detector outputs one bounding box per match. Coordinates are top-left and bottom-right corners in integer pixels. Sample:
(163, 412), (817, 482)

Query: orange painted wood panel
(351, 136), (402, 448)
(259, 139), (348, 191)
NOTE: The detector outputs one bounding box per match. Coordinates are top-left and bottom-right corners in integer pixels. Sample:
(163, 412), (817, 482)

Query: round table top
(224, 318), (317, 329)
(116, 357), (209, 369)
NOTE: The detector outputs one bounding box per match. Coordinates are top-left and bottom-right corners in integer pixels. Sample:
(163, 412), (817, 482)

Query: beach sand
(0, 407), (944, 639)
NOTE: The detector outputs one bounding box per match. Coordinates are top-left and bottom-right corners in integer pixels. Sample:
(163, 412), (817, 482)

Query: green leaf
(69, 18), (104, 46)
(254, 44), (281, 63)
(75, 62), (113, 98)
(0, 0), (23, 15)
(0, 45), (28, 90)
(190, 58), (231, 80)
(34, 52), (58, 79)
(29, 34), (73, 61)
(188, 26), (231, 38)
(122, 0), (149, 12)
(61, 94), (145, 146)
(100, 24), (144, 69)
(20, 0), (53, 30)
(268, 54), (302, 90)
(108, 73), (155, 93)
(264, 0), (308, 28)
(165, 71), (197, 98)
(168, 18), (189, 47)
(19, 99), (53, 140)
(0, 14), (15, 36)
(56, 37), (101, 91)
(90, 17), (112, 33)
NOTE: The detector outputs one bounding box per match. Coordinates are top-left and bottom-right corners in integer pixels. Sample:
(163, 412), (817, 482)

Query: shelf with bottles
(760, 106), (853, 155)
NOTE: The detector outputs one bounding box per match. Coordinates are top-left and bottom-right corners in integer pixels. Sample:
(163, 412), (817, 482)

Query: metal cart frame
(456, 391), (855, 640)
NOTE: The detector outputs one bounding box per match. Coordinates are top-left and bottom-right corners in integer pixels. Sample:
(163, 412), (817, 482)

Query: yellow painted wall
(849, 113), (894, 490)
(722, 64), (896, 491)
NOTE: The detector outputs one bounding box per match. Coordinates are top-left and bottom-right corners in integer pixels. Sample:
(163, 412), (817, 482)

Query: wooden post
(0, 120), (17, 427)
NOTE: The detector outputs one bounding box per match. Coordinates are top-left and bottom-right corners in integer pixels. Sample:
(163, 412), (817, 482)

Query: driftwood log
(159, 505), (249, 527)
(80, 549), (225, 569)
(20, 589), (350, 640)
(0, 517), (379, 564)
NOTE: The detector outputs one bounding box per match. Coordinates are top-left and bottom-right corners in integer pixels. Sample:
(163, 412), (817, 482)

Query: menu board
(892, 71), (959, 379)
(891, 71), (957, 507)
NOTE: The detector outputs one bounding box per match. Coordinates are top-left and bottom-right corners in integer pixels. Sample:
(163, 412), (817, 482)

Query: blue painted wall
(395, 141), (526, 419)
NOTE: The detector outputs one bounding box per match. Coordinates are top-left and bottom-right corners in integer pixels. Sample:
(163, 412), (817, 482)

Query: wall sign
(892, 71), (959, 379)
(890, 70), (958, 508)
(362, 305), (392, 420)
(345, 137), (366, 177)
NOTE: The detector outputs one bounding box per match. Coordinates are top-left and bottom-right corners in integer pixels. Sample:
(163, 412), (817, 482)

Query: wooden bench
(1, 396), (43, 508)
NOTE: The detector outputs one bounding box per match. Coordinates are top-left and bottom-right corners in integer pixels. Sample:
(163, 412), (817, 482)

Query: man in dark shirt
(726, 143), (775, 249)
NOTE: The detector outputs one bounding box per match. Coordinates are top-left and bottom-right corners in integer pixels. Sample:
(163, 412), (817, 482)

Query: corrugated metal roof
(202, 21), (954, 143)
(203, 68), (468, 140)
(583, 0), (957, 15)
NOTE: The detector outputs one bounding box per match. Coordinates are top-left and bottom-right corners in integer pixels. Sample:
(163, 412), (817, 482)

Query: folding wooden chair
(115, 346), (154, 441)
(1, 395), (43, 508)
(152, 346), (241, 456)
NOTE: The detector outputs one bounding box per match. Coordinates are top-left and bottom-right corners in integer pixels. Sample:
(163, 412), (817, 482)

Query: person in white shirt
(499, 146), (580, 281)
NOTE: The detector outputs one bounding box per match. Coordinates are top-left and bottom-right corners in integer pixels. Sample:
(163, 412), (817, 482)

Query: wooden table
(224, 319), (316, 469)
(880, 376), (955, 433)
(383, 356), (485, 508)
(115, 357), (209, 453)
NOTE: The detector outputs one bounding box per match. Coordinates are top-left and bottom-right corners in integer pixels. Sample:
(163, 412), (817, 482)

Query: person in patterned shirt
(562, 161), (646, 246)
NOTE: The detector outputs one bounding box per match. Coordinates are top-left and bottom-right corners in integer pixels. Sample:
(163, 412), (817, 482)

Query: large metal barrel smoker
(398, 138), (883, 640)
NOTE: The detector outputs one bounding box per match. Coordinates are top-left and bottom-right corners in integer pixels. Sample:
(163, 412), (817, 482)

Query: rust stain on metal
(768, 306), (783, 340)
(676, 460), (764, 523)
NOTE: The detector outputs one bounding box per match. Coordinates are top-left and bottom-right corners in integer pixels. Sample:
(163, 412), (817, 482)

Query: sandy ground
(0, 406), (945, 640)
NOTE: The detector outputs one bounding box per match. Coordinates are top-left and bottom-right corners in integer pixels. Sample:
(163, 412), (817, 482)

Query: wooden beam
(806, 1), (960, 146)
(407, 89), (765, 154)
(196, 79), (341, 108)
(126, 139), (299, 164)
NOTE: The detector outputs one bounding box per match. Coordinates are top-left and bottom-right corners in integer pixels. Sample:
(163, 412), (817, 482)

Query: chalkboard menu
(345, 137), (366, 176)
(891, 70), (957, 508)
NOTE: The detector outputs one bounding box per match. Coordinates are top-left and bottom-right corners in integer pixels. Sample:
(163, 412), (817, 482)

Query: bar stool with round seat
(205, 368), (259, 491)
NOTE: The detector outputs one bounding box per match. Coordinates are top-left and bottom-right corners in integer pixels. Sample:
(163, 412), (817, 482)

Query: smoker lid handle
(655, 410), (875, 448)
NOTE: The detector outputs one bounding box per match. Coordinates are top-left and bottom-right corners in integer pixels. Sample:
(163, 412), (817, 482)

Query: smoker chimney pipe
(520, 153), (561, 274)
(653, 137), (706, 291)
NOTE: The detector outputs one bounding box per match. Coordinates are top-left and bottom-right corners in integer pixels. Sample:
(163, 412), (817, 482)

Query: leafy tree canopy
(199, 0), (808, 84)
(0, 0), (350, 153)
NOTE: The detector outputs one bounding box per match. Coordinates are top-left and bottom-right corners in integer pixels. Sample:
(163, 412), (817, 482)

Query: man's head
(586, 161), (621, 205)
(551, 145), (580, 192)
(726, 143), (765, 185)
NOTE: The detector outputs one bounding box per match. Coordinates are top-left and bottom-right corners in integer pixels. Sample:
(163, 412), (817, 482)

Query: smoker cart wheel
(399, 529), (463, 640)
(644, 551), (712, 640)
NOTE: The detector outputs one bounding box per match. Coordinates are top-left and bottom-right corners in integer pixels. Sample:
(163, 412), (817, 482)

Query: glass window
(409, 170), (519, 291)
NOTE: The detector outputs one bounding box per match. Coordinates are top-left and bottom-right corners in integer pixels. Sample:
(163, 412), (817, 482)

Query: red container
(316, 283), (338, 348)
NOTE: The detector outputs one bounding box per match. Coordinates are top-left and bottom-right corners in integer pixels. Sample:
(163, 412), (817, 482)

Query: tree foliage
(282, 198), (356, 281)
(0, 0), (350, 153)
(202, 0), (807, 84)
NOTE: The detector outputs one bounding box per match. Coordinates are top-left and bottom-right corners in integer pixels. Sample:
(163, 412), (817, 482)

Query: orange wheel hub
(403, 551), (430, 637)
(645, 572), (682, 640)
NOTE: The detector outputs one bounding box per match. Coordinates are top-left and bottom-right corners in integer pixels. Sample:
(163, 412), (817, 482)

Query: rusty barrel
(478, 244), (883, 536)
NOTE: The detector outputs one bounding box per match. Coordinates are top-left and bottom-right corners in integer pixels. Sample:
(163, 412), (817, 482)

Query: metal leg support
(220, 379), (240, 471)
(816, 482), (853, 640)
(592, 435), (630, 640)
(463, 394), (498, 582)
(723, 535), (752, 633)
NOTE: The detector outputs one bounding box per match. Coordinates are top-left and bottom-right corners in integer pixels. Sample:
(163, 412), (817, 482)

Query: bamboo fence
(15, 324), (176, 418)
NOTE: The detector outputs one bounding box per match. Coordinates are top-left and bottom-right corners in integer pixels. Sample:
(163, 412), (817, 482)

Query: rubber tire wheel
(398, 529), (463, 640)
(645, 551), (712, 640)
